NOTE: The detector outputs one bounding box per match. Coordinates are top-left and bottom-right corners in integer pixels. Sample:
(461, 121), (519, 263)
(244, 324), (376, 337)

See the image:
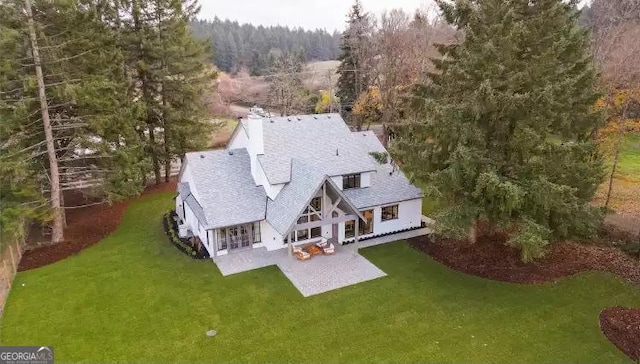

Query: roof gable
(184, 149), (266, 229)
(266, 160), (364, 236)
(258, 113), (377, 184)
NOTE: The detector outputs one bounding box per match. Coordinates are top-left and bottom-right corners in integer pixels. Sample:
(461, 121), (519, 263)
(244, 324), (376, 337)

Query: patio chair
(315, 239), (328, 248)
(293, 246), (311, 261)
(323, 243), (335, 255)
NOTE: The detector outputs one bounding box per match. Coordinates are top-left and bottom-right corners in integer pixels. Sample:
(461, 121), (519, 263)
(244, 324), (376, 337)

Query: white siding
(255, 160), (285, 199)
(330, 176), (343, 190)
(360, 172), (371, 188)
(175, 195), (184, 221)
(182, 201), (211, 255)
(260, 220), (284, 251)
(340, 198), (423, 244)
(227, 124), (249, 150)
(246, 115), (264, 155)
(373, 198), (422, 235)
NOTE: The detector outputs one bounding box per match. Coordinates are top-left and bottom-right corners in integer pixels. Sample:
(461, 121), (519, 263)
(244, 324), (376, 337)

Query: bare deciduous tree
(591, 0), (640, 209)
(371, 8), (456, 144)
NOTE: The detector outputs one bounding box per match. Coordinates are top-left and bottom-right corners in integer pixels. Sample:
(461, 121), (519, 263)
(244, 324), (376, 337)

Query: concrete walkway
(212, 221), (431, 297)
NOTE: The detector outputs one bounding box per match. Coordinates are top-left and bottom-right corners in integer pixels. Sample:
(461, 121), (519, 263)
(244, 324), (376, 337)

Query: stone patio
(212, 221), (432, 297)
(213, 243), (386, 297)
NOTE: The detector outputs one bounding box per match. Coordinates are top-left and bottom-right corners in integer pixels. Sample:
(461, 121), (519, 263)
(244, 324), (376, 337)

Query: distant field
(594, 133), (640, 218)
(210, 118), (237, 149)
(305, 60), (340, 73)
(618, 134), (640, 179)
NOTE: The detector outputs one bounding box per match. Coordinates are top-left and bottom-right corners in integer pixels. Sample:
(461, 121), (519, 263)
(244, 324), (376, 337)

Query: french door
(228, 224), (253, 250)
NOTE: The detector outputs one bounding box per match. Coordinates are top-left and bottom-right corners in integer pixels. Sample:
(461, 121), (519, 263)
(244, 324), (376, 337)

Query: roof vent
(228, 150), (234, 156)
(313, 116), (318, 120)
(200, 154), (205, 159)
(287, 118), (292, 122)
(297, 117), (302, 121)
(327, 115), (331, 119)
(270, 119), (274, 123)
(336, 149), (339, 156)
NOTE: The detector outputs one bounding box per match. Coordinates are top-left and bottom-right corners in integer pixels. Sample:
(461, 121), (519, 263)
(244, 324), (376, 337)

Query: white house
(175, 113), (424, 258)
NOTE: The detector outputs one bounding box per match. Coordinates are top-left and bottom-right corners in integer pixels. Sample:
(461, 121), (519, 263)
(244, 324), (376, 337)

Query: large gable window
(343, 174), (361, 190)
(285, 196), (323, 243)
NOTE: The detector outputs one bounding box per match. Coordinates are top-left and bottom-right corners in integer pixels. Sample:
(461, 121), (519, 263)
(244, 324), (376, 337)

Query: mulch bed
(18, 180), (177, 272)
(600, 307), (640, 361)
(408, 231), (640, 285)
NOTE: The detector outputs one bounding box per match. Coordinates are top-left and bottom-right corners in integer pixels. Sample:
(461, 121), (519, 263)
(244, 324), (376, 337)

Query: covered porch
(282, 176), (366, 257)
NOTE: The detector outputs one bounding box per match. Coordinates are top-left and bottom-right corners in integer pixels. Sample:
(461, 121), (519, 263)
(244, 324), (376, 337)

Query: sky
(198, 0), (433, 32)
(198, 0), (592, 32)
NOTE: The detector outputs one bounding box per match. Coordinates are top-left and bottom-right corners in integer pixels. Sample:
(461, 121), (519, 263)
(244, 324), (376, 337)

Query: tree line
(190, 18), (341, 75)
(0, 0), (213, 244)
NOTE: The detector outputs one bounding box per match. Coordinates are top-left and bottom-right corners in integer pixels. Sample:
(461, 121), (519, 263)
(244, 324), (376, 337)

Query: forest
(190, 18), (341, 75)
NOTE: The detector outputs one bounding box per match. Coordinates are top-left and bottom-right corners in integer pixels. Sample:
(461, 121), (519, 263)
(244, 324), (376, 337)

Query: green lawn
(2, 192), (639, 362)
(618, 134), (640, 180)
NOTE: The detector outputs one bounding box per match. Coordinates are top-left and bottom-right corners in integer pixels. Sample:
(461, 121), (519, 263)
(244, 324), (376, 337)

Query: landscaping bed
(18, 181), (177, 271)
(600, 307), (640, 361)
(409, 232), (640, 284)
(162, 211), (210, 259)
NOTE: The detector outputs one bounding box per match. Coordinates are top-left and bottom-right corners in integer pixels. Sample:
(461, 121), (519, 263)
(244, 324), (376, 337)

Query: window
(359, 210), (374, 235)
(310, 197), (322, 212)
(253, 222), (261, 243)
(296, 229), (309, 241)
(342, 174), (361, 190)
(217, 228), (228, 251)
(345, 220), (355, 238)
(286, 195), (324, 243)
(381, 205), (399, 221)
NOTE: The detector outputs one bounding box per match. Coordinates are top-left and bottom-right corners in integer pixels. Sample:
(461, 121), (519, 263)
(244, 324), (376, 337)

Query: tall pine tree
(0, 0), (147, 243)
(393, 0), (605, 261)
(336, 0), (375, 121)
(121, 0), (214, 185)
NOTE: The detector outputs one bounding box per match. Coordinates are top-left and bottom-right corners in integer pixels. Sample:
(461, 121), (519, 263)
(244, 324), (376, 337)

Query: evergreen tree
(0, 0), (146, 242)
(121, 0), (214, 184)
(392, 0), (605, 261)
(189, 18), (341, 75)
(336, 0), (375, 123)
(155, 0), (215, 182)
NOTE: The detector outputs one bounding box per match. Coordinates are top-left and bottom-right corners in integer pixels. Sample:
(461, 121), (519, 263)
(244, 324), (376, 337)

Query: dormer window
(343, 174), (361, 190)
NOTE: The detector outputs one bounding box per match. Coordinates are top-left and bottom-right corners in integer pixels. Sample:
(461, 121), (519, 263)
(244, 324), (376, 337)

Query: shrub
(162, 210), (210, 259)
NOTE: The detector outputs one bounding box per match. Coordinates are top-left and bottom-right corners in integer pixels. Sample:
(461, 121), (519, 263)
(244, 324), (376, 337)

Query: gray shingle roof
(343, 132), (424, 209)
(265, 160), (325, 235)
(266, 159), (365, 236)
(184, 149), (266, 229)
(259, 114), (378, 184)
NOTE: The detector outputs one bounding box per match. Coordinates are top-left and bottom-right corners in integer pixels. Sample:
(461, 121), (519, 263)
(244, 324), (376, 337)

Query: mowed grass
(2, 192), (640, 363)
(595, 134), (640, 216)
(618, 134), (640, 180)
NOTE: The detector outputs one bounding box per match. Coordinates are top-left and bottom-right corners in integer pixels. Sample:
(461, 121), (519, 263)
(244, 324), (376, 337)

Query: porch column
(354, 219), (359, 256)
(212, 229), (217, 259)
(287, 232), (292, 258)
